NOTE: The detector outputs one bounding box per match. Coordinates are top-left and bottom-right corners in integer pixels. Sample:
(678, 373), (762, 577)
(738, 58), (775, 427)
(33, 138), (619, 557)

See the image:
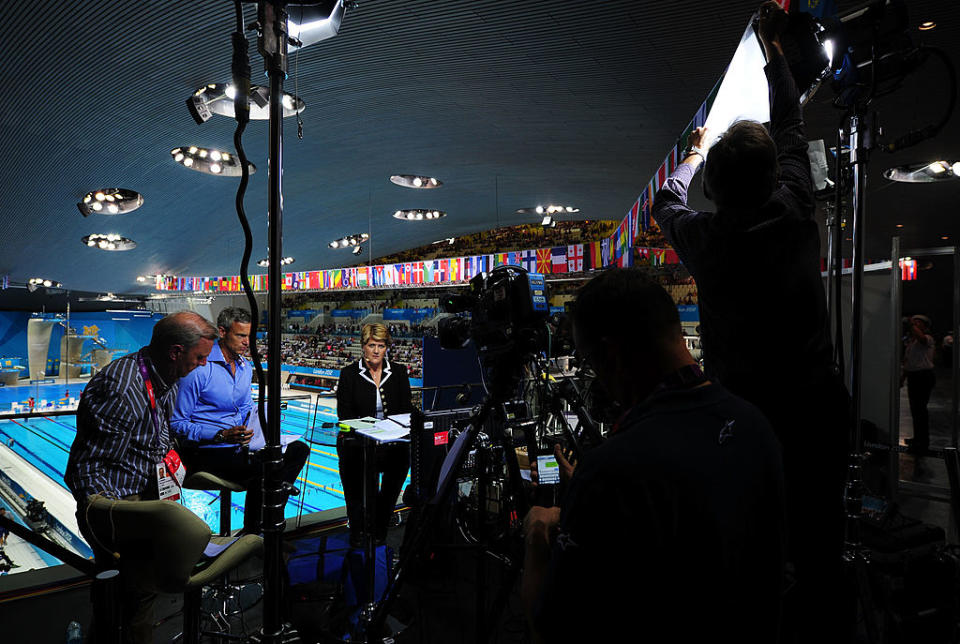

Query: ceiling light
(82, 234), (137, 251)
(919, 21), (936, 31)
(389, 174), (443, 189)
(884, 161), (960, 183)
(541, 215), (553, 226)
(517, 205), (580, 217)
(171, 146), (255, 177)
(187, 83), (305, 123)
(330, 232), (369, 248)
(28, 277), (62, 288)
(352, 245), (363, 255)
(77, 188), (143, 217)
(393, 209), (447, 221)
(256, 256), (295, 267)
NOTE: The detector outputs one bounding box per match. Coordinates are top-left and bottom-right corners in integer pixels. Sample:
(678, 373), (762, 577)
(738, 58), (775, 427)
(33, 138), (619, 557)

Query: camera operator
(651, 2), (850, 637)
(522, 269), (785, 643)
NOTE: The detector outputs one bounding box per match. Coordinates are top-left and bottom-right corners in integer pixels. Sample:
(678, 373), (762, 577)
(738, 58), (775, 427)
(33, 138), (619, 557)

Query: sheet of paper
(247, 404), (306, 452)
(353, 414), (411, 443)
(703, 22), (770, 150)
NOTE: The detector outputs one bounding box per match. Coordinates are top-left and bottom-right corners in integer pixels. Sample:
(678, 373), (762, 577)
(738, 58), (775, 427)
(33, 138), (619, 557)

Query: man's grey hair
(217, 307), (252, 331)
(150, 311), (218, 353)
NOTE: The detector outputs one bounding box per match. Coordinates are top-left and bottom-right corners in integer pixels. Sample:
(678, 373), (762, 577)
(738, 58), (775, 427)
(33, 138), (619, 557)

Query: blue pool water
(0, 386), (350, 536)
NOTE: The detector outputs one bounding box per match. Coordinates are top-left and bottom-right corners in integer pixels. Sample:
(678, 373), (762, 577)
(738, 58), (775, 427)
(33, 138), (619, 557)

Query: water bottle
(66, 621), (81, 644)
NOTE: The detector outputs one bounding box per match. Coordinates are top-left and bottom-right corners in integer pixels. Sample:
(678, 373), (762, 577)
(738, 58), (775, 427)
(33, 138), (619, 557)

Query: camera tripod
(365, 359), (548, 642)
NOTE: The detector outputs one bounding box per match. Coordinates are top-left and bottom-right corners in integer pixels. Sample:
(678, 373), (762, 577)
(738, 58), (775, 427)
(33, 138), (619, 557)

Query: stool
(183, 472), (246, 536)
(83, 495), (263, 644)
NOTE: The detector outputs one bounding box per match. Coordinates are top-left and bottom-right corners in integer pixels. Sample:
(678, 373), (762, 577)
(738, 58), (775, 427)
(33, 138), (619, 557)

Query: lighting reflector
(171, 147), (255, 177)
(390, 174), (443, 189)
(392, 209), (447, 221)
(77, 188), (144, 217)
(82, 234), (137, 251)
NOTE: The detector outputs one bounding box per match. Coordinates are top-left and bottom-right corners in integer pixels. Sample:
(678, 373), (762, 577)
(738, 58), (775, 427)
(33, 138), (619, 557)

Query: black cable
(230, 1), (267, 441)
(883, 46), (957, 153)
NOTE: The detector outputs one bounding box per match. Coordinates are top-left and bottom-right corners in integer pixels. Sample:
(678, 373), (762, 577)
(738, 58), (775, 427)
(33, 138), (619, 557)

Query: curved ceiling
(0, 0), (958, 297)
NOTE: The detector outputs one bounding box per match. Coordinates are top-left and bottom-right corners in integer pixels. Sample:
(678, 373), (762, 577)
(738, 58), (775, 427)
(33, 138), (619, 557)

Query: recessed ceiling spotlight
(389, 175), (443, 189)
(257, 256), (295, 267)
(329, 232), (370, 248)
(392, 209), (447, 221)
(187, 83), (305, 123)
(171, 146), (255, 177)
(28, 277), (62, 288)
(919, 21), (936, 31)
(516, 205), (580, 216)
(82, 233), (137, 251)
(78, 188), (144, 217)
(884, 160), (960, 183)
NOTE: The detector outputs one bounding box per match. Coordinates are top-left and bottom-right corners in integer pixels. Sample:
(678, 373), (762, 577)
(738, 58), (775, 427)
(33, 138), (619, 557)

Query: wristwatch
(684, 146), (706, 160)
(214, 429), (226, 443)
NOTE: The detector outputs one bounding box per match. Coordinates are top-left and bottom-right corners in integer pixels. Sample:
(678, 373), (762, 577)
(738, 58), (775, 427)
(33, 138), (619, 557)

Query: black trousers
(180, 441), (310, 532)
(336, 432), (409, 542)
(906, 369), (936, 450)
(76, 493), (157, 644)
(729, 375), (852, 641)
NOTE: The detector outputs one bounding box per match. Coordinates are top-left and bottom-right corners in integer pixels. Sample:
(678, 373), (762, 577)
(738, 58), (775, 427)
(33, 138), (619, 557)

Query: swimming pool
(0, 386), (351, 546)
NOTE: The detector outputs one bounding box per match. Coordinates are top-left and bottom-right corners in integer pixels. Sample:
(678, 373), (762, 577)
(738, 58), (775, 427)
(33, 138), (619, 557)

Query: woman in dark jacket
(337, 323), (413, 545)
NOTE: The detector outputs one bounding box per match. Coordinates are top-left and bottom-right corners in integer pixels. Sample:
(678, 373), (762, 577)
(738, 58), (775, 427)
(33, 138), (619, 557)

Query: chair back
(84, 495), (212, 594)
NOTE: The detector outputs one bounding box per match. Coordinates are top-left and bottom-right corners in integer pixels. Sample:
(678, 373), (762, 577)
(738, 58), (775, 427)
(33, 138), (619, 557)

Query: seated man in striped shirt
(65, 311), (217, 644)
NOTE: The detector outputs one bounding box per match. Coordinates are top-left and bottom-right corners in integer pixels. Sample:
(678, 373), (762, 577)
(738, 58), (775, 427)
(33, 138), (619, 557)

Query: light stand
(255, 3), (290, 641)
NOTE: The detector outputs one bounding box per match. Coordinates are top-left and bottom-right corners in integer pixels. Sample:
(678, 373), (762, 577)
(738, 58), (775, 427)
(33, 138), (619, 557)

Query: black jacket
(336, 358), (413, 420)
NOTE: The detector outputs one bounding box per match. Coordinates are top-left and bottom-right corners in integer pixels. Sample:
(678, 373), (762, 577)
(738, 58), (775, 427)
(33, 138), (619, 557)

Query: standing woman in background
(336, 323), (413, 546)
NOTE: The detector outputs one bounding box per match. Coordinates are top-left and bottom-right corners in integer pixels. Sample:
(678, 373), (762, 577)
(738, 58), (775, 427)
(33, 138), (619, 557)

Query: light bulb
(95, 192), (105, 201)
(210, 163), (222, 174)
(413, 177), (422, 187)
(184, 157), (194, 167)
(210, 150), (222, 162)
(92, 201), (103, 211)
(225, 84), (237, 99)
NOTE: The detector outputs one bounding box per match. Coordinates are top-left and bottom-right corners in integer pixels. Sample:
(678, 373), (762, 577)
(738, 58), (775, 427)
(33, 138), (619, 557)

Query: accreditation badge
(157, 449), (186, 501)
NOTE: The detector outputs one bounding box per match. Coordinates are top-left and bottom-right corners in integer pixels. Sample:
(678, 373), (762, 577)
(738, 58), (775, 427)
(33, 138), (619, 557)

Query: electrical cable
(230, 1), (268, 448)
(881, 46), (957, 153)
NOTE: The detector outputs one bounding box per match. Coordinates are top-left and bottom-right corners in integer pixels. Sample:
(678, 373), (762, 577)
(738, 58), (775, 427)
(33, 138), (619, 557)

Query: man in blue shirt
(172, 307), (309, 533)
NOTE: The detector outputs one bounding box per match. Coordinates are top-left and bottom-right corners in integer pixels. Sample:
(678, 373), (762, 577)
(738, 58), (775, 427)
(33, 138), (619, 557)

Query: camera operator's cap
(911, 314), (932, 326)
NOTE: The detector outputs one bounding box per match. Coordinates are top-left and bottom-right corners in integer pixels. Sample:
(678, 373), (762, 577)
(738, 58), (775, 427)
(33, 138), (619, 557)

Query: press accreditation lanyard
(136, 353), (161, 441)
(137, 353), (185, 499)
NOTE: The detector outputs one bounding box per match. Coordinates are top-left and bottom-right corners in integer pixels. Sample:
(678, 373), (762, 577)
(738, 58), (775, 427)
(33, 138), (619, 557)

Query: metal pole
(953, 244), (959, 448)
(258, 2), (288, 641)
(848, 111), (866, 458)
(889, 236), (901, 502)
